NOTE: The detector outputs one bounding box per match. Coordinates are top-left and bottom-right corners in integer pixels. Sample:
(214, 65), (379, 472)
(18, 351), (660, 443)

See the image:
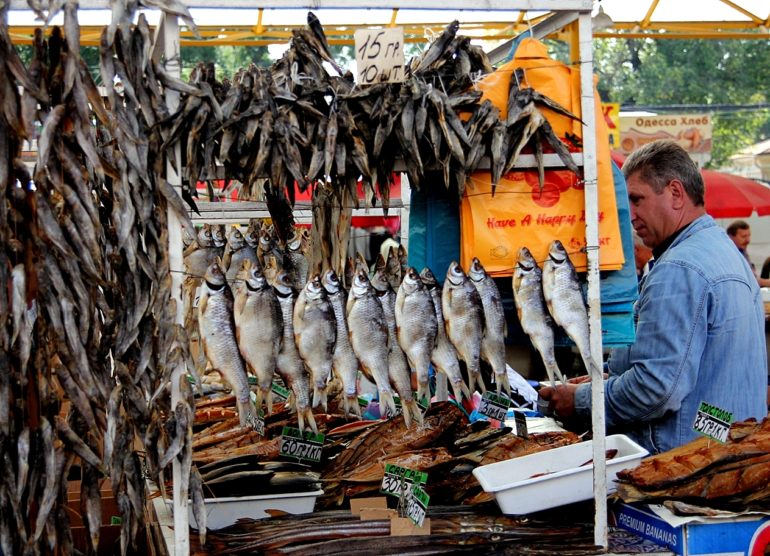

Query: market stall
(11, 1), (755, 555)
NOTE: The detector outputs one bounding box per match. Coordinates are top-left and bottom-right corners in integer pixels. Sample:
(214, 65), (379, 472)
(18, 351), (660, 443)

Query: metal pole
(577, 11), (607, 549)
(161, 13), (190, 556)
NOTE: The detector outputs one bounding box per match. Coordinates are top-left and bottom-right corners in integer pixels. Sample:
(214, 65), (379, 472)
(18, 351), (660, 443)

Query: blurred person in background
(727, 220), (770, 287)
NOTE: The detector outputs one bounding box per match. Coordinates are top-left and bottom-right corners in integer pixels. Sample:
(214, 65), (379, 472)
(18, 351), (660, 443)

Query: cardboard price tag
(380, 463), (428, 498)
(514, 412), (528, 439)
(246, 409), (265, 436)
(478, 392), (511, 421)
(406, 485), (430, 527)
(354, 27), (405, 85)
(693, 401), (733, 443)
(279, 426), (325, 462)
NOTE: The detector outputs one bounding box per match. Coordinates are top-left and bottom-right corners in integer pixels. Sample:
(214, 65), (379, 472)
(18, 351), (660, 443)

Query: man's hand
(539, 383), (579, 419)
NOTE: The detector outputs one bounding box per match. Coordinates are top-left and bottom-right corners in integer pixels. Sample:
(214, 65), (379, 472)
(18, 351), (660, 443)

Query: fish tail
(494, 370), (511, 397)
(345, 394), (361, 418)
(404, 399), (424, 427)
(468, 370), (486, 395)
(264, 388), (274, 415)
(298, 407), (318, 435)
(379, 390), (398, 419)
(312, 385), (328, 412)
(450, 378), (471, 403)
(416, 381), (431, 407)
(236, 397), (256, 428)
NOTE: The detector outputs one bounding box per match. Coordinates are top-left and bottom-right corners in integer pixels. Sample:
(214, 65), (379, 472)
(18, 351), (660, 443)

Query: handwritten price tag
(380, 463), (428, 498)
(354, 27), (405, 85)
(478, 392), (511, 422)
(406, 485), (430, 527)
(693, 401), (732, 443)
(246, 409), (265, 436)
(279, 426), (325, 463)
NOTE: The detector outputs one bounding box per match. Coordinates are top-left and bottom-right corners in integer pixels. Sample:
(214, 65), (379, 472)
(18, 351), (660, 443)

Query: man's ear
(668, 179), (687, 209)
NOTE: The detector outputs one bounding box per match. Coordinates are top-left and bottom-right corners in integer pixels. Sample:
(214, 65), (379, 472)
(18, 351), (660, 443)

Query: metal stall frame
(8, 0), (605, 551)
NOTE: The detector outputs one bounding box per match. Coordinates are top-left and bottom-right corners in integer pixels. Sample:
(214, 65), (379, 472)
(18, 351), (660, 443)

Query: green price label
(279, 426), (325, 462)
(380, 463), (428, 498)
(693, 401), (732, 443)
(271, 382), (290, 401)
(406, 485), (430, 527)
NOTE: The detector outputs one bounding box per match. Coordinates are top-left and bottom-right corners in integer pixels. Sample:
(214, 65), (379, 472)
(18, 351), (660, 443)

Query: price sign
(380, 463), (428, 498)
(246, 409), (265, 436)
(693, 401), (733, 443)
(478, 392), (511, 422)
(406, 485), (430, 527)
(271, 382), (290, 402)
(514, 412), (529, 439)
(354, 27), (405, 85)
(279, 426), (325, 463)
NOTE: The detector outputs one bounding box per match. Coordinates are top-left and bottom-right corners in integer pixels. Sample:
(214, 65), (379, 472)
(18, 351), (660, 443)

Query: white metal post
(162, 13), (190, 556)
(577, 11), (607, 549)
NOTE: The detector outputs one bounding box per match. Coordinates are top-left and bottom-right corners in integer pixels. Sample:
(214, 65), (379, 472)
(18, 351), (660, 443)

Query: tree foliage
(593, 38), (770, 167)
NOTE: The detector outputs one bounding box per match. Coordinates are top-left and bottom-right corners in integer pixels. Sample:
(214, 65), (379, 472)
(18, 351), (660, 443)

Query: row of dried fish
(616, 417), (770, 509)
(195, 245), (516, 432)
(0, 1), (212, 554)
(513, 240), (598, 384)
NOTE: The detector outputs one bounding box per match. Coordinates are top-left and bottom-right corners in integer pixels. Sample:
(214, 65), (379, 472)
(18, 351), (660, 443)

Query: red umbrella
(610, 150), (770, 218)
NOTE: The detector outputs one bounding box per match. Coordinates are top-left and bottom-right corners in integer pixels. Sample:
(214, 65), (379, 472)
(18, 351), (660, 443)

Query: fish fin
(403, 399), (423, 428)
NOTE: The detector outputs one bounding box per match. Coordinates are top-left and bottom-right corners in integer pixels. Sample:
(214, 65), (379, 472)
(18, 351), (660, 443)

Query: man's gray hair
(622, 140), (705, 206)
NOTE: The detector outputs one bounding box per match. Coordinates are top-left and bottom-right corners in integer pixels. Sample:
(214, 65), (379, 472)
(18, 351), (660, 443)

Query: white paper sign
(354, 27), (405, 85)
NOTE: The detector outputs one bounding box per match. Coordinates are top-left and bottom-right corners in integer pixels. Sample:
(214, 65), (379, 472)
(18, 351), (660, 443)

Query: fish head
(397, 244), (407, 263)
(322, 269), (341, 294)
(228, 227), (245, 248)
(273, 271), (295, 296)
(354, 252), (368, 274)
(400, 267), (422, 294)
(547, 240), (569, 265)
(445, 261), (467, 286)
(370, 260), (390, 294)
(287, 229), (302, 252)
(213, 225), (227, 247)
(303, 273), (326, 301)
(351, 268), (372, 298)
(204, 261), (226, 288)
(419, 267), (437, 289)
(245, 262), (268, 291)
(516, 247), (538, 271)
(245, 229), (259, 248)
(198, 224), (213, 247)
(468, 257), (486, 282)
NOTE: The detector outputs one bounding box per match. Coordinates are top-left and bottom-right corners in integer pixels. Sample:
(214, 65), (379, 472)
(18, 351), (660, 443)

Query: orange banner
(461, 38), (624, 275)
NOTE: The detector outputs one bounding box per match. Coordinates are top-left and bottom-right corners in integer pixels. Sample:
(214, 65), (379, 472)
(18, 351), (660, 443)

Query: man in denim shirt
(541, 140), (767, 454)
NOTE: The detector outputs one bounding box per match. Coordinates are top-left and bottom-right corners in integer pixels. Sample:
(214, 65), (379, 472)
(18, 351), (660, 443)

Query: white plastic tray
(167, 489), (323, 530)
(472, 434), (647, 515)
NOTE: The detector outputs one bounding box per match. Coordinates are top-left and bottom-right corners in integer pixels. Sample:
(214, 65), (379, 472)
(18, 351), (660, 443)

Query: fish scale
(442, 262), (486, 395)
(513, 246), (565, 386)
(322, 270), (361, 417)
(541, 240), (599, 377)
(469, 258), (511, 396)
(274, 272), (318, 434)
(420, 268), (471, 403)
(198, 262), (255, 427)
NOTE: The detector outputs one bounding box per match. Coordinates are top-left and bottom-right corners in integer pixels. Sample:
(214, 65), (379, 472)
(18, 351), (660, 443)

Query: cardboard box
(612, 501), (770, 555)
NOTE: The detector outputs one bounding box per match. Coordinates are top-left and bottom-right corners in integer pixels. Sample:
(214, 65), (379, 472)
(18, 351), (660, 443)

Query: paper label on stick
(693, 401), (732, 443)
(478, 391), (511, 421)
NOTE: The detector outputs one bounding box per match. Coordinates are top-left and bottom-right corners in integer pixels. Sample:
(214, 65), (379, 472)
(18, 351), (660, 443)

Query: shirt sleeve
(574, 260), (710, 427)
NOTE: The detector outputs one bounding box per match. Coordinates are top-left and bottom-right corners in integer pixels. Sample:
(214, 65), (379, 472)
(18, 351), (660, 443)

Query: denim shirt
(574, 214), (767, 454)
